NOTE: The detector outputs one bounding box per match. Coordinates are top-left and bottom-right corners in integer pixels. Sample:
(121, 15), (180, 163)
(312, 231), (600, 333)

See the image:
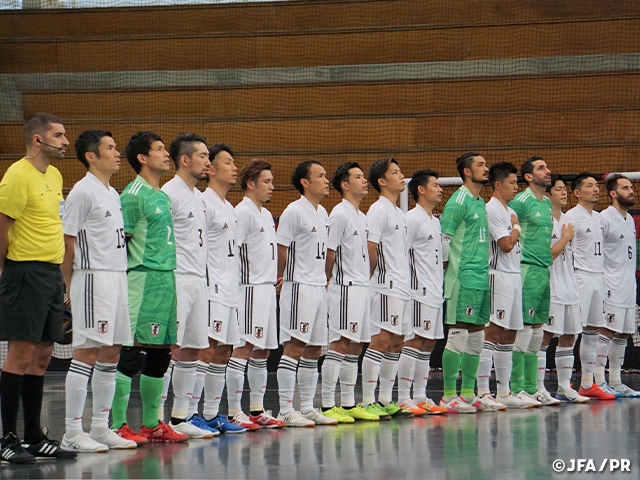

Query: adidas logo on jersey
(104, 210), (112, 217)
(223, 223), (229, 229)
(353, 230), (359, 236)
(586, 228), (591, 233)
(188, 211), (194, 218)
(427, 234), (433, 240)
(155, 207), (162, 214)
(535, 212), (541, 217)
(552, 233), (558, 239)
(620, 234), (625, 239)
(311, 226), (317, 232)
(395, 225), (399, 230)
(260, 227), (265, 232)
(473, 213), (479, 219)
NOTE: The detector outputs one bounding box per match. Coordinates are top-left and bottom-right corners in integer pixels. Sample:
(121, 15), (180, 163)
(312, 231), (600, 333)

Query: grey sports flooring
(2, 373), (640, 479)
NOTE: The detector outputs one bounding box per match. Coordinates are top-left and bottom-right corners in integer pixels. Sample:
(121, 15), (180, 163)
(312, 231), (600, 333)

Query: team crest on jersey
(496, 310), (505, 320)
(151, 323), (160, 336)
(98, 321), (108, 334)
(424, 321), (431, 331)
(528, 308), (536, 317)
(390, 315), (399, 326)
(548, 316), (554, 326)
(606, 313), (615, 323)
(465, 306), (474, 316)
(350, 322), (358, 333)
(213, 320), (223, 333)
(254, 326), (263, 339)
(300, 322), (309, 334)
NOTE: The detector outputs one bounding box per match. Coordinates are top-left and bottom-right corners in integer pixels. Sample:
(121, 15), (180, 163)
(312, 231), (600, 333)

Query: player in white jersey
(540, 174), (589, 403)
(596, 174), (639, 397)
(319, 162), (380, 423)
(191, 143), (250, 433)
(361, 158), (414, 419)
(396, 169), (449, 415)
(564, 173), (616, 400)
(476, 162), (529, 409)
(160, 133), (217, 439)
(223, 159), (286, 429)
(275, 161), (336, 427)
(61, 130), (137, 452)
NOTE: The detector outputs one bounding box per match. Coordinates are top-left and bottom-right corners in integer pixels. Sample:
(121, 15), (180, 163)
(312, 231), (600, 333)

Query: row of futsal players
(0, 113), (636, 464)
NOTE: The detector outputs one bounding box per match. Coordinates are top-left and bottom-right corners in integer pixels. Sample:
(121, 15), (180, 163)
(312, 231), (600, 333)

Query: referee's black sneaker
(22, 428), (77, 460)
(0, 432), (36, 464)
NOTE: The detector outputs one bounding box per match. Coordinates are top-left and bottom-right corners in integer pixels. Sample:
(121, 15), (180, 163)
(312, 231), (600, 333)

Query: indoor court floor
(3, 373), (639, 479)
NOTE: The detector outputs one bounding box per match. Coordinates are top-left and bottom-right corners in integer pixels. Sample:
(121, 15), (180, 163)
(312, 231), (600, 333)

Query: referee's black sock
(1, 371), (22, 441)
(21, 374), (45, 444)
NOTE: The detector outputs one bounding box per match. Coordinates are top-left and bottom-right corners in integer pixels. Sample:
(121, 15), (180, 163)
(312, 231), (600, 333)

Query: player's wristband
(512, 224), (522, 233)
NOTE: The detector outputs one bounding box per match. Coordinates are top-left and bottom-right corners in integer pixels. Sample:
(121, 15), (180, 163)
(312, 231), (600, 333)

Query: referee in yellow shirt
(0, 113), (76, 463)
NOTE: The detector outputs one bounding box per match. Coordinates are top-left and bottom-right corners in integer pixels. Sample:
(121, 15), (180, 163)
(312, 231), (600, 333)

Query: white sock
(321, 350), (344, 409)
(159, 360), (174, 422)
(65, 360), (92, 436)
(361, 349), (383, 406)
(477, 341), (496, 396)
(608, 338), (627, 387)
(277, 356), (298, 414)
(579, 330), (598, 388)
(594, 335), (611, 385)
(298, 357), (318, 414)
(226, 358), (247, 417)
(203, 363), (227, 420)
(188, 360), (207, 417)
(170, 361), (197, 422)
(90, 362), (117, 434)
(378, 352), (400, 406)
(555, 346), (574, 391)
(248, 358), (268, 413)
(494, 344), (513, 397)
(397, 347), (419, 404)
(339, 354), (359, 408)
(537, 345), (548, 391)
(413, 352), (431, 403)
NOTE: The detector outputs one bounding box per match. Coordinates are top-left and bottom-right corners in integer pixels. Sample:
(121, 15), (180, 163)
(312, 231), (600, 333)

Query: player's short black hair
(520, 156), (544, 183)
(125, 131), (163, 174)
(604, 173), (630, 196)
(368, 157), (398, 193)
(408, 169), (439, 202)
(571, 172), (596, 192)
(456, 152), (481, 181)
(332, 162), (362, 196)
(208, 142), (234, 166)
(545, 173), (565, 193)
(291, 160), (323, 194)
(488, 162), (517, 188)
(75, 129), (112, 169)
(168, 132), (207, 170)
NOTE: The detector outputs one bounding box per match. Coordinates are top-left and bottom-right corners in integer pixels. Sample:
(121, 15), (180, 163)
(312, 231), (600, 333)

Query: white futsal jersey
(63, 172), (127, 272)
(236, 196), (278, 285)
(600, 206), (637, 308)
(367, 196), (410, 300)
(202, 188), (239, 307)
(486, 197), (521, 273)
(277, 196), (329, 286)
(564, 204), (604, 274)
(161, 176), (207, 277)
(549, 213), (580, 305)
(406, 204), (443, 307)
(327, 199), (370, 287)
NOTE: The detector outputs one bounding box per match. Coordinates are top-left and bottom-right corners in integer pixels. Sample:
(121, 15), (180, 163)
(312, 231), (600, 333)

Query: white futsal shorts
(328, 282), (371, 344)
(405, 300), (444, 341)
(575, 272), (605, 328)
(238, 283), (278, 350)
(279, 282), (327, 346)
(370, 291), (411, 336)
(175, 273), (209, 349)
(603, 302), (636, 335)
(70, 270), (132, 349)
(208, 300), (240, 346)
(490, 271), (524, 331)
(544, 303), (581, 336)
